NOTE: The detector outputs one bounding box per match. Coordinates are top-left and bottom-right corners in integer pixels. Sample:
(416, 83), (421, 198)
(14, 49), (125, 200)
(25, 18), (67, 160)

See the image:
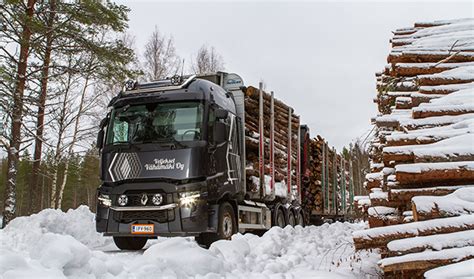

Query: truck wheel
(217, 202), (236, 240)
(113, 236), (147, 251)
(196, 202), (236, 248)
(275, 208), (286, 228)
(288, 210), (296, 227)
(296, 211), (305, 227)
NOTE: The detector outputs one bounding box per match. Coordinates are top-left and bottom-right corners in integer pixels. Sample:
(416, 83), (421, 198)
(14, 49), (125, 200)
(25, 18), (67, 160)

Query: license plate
(131, 224), (154, 234)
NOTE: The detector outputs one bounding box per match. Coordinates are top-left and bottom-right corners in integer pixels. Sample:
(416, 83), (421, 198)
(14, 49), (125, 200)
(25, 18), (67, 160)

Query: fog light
(117, 194), (128, 206)
(152, 193), (163, 205)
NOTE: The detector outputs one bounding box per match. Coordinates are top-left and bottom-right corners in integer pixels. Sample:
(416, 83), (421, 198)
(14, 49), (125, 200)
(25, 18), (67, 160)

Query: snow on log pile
(355, 18), (474, 279)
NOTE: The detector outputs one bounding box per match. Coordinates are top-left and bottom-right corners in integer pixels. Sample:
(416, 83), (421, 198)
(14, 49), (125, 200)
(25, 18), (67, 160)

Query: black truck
(95, 72), (306, 250)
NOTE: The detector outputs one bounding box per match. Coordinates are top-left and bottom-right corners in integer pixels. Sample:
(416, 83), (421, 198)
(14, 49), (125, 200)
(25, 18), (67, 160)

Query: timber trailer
(95, 72), (306, 250)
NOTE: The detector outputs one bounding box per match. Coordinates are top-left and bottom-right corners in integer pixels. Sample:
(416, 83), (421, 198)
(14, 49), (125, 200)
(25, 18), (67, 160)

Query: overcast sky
(116, 0), (473, 151)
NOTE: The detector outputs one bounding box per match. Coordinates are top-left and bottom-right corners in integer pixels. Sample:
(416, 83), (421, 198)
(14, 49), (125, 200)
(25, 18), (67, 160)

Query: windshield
(106, 102), (203, 145)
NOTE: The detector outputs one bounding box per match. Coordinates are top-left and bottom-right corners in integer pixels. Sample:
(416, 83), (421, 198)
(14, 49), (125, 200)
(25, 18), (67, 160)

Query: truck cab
(96, 73), (304, 250)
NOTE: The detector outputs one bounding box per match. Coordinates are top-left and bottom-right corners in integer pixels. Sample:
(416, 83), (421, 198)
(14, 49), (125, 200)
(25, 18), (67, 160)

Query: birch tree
(191, 44), (225, 74)
(143, 26), (181, 81)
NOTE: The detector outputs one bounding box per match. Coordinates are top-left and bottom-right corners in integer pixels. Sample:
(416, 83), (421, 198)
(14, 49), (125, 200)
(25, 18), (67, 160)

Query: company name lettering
(144, 158), (185, 171)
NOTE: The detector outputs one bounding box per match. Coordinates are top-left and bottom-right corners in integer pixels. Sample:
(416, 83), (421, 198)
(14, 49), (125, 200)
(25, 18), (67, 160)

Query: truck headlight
(98, 194), (112, 207)
(117, 194), (128, 206)
(152, 193), (163, 205)
(179, 191), (200, 207)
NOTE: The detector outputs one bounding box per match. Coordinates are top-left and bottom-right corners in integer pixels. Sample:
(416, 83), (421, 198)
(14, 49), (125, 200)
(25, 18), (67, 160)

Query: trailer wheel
(113, 236), (147, 251)
(296, 211), (305, 227)
(288, 210), (296, 226)
(275, 208), (286, 228)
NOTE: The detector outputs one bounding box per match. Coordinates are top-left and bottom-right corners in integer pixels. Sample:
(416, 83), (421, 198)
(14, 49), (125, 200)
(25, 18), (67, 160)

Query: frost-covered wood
(412, 188), (474, 221)
(386, 230), (474, 257)
(379, 246), (474, 278)
(353, 215), (474, 250)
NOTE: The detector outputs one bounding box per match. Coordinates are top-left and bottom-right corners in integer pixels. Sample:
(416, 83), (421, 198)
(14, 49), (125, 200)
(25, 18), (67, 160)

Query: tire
(288, 210), (296, 227)
(217, 202), (237, 240)
(274, 208), (286, 228)
(196, 202), (236, 248)
(296, 210), (305, 227)
(113, 236), (147, 250)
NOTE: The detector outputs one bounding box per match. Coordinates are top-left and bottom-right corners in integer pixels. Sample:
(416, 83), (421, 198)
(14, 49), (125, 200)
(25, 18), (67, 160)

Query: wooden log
(412, 107), (474, 119)
(388, 185), (470, 203)
(390, 63), (456, 77)
(352, 215), (474, 250)
(395, 162), (474, 186)
(411, 188), (474, 221)
(386, 230), (474, 257)
(379, 246), (474, 279)
(383, 153), (414, 166)
(417, 77), (474, 86)
(387, 51), (474, 64)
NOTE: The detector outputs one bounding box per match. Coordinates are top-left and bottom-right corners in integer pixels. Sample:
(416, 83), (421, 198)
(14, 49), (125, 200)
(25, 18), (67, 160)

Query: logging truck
(95, 72), (318, 250)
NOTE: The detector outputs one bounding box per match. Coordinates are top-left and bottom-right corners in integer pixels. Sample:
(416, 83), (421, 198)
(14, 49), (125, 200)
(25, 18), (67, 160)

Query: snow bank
(0, 206), (380, 278)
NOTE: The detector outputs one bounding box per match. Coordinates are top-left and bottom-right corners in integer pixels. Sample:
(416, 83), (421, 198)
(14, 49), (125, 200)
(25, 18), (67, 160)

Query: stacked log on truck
(243, 84), (362, 221)
(353, 18), (474, 279)
(243, 85), (300, 200)
(301, 135), (359, 221)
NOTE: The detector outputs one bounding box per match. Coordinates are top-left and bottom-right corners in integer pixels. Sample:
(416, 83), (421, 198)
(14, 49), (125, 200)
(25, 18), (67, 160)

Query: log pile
(354, 18), (474, 278)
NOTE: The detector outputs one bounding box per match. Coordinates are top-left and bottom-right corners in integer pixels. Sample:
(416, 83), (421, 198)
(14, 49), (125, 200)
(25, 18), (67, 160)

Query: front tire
(196, 202), (236, 248)
(217, 202), (236, 240)
(113, 236), (147, 251)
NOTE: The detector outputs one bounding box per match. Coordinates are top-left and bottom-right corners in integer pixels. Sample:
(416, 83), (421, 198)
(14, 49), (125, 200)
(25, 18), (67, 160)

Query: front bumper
(95, 183), (213, 237)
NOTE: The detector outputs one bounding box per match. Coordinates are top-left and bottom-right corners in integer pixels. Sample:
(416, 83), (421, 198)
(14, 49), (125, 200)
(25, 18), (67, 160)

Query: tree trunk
(50, 73), (72, 208)
(29, 0), (56, 214)
(57, 76), (89, 209)
(2, 0), (37, 227)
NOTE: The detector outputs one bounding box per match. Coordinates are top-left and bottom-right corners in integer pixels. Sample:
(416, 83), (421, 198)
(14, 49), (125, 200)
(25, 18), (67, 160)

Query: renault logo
(140, 193), (148, 205)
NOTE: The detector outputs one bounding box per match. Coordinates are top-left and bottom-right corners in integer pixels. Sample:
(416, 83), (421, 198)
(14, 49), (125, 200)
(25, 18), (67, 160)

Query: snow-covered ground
(0, 206), (379, 279)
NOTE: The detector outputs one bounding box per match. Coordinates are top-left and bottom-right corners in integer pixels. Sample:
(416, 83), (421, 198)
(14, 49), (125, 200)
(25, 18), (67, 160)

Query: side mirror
(97, 117), (108, 149)
(97, 129), (104, 149)
(213, 122), (227, 143)
(215, 109), (228, 120)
